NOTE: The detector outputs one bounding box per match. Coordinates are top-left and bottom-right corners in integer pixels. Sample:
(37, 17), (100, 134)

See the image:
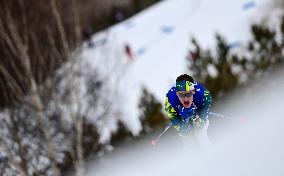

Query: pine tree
(138, 87), (166, 133)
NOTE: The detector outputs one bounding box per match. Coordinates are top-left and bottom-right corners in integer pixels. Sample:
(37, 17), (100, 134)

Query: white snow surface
(78, 0), (284, 175)
(85, 62), (284, 176)
(82, 0), (277, 142)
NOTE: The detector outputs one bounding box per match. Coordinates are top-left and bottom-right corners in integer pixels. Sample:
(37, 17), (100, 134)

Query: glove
(192, 115), (206, 128)
(178, 106), (195, 122)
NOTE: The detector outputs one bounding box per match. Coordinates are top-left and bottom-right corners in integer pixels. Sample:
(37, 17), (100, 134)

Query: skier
(81, 26), (94, 48)
(164, 74), (212, 145)
(125, 43), (133, 62)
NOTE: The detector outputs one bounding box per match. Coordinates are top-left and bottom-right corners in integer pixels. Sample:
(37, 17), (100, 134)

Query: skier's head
(176, 74), (195, 108)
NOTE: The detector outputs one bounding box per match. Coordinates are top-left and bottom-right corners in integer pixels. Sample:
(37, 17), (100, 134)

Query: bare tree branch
(50, 0), (71, 58)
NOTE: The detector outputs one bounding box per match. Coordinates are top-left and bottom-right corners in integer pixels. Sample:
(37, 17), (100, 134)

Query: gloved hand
(178, 106), (195, 122)
(192, 115), (206, 128)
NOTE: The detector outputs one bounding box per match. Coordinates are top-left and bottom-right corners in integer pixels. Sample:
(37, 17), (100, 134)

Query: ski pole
(151, 112), (244, 146)
(151, 122), (172, 146)
(209, 112), (245, 122)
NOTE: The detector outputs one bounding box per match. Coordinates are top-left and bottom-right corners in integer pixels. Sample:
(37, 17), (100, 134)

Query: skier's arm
(197, 89), (212, 121)
(164, 97), (182, 126)
(165, 96), (193, 135)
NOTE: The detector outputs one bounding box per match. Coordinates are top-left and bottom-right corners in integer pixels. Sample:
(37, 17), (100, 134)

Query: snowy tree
(186, 14), (284, 98)
(138, 87), (166, 134)
(0, 0), (117, 175)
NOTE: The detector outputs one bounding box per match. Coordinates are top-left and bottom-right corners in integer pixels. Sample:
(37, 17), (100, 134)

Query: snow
(82, 0), (274, 142)
(76, 0), (284, 175)
(207, 64), (219, 78)
(85, 62), (284, 176)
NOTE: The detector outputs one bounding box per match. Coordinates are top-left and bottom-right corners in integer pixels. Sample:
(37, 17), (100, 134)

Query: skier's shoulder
(166, 85), (176, 96)
(193, 82), (211, 101)
(166, 85), (180, 107)
(193, 81), (206, 92)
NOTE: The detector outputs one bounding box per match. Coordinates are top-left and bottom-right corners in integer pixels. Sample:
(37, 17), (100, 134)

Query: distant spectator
(81, 26), (94, 48)
(125, 43), (133, 62)
(115, 11), (125, 22)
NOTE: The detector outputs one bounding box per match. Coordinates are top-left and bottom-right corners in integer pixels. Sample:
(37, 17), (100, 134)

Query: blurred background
(0, 0), (284, 175)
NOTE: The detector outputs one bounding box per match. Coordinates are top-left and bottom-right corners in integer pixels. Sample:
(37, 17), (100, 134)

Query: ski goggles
(177, 92), (195, 98)
(176, 81), (194, 92)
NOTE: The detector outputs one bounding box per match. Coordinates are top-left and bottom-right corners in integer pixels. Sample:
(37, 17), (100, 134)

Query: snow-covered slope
(106, 0), (273, 102)
(79, 0), (284, 175)
(82, 0), (276, 141)
(85, 63), (284, 176)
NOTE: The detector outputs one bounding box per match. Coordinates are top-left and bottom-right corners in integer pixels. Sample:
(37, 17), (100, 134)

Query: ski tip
(151, 139), (157, 146)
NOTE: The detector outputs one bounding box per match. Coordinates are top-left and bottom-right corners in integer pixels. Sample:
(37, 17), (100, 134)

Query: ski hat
(176, 81), (194, 92)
